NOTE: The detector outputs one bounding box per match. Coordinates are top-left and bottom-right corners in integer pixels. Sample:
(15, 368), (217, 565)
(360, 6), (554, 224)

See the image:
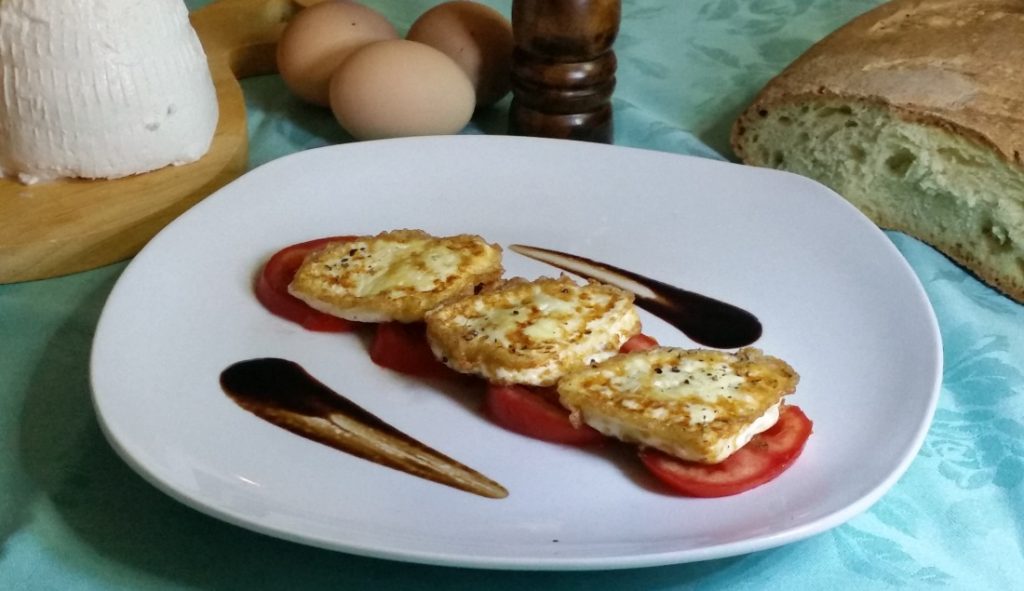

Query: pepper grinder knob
(508, 0), (621, 143)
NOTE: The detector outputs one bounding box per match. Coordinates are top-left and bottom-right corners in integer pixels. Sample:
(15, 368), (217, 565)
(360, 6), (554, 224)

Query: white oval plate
(91, 136), (941, 570)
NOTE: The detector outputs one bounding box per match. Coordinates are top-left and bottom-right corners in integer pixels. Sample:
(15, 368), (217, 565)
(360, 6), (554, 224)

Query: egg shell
(407, 1), (513, 107)
(329, 39), (476, 140)
(277, 1), (398, 106)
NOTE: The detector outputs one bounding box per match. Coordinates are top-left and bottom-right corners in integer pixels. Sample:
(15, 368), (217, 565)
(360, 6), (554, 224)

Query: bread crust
(731, 0), (1024, 303)
(732, 0), (1024, 168)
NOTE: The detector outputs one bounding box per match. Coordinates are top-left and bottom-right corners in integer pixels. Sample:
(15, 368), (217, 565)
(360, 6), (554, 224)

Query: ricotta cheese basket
(0, 0), (306, 283)
(0, 0), (218, 184)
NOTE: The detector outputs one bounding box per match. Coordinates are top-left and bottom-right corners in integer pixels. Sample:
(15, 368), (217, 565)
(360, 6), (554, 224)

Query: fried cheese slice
(425, 275), (642, 387)
(288, 229), (503, 323)
(557, 347), (799, 463)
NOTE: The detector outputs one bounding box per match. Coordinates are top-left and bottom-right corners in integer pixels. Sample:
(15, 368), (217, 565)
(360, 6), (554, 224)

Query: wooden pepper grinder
(508, 0), (621, 143)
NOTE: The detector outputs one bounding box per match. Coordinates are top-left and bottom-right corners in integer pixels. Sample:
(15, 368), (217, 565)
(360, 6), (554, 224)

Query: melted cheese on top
(288, 229), (503, 323)
(558, 347), (799, 463)
(425, 276), (642, 386)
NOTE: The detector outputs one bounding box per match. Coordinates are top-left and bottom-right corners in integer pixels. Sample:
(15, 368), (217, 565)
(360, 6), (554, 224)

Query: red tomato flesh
(639, 405), (812, 497)
(370, 322), (460, 380)
(255, 236), (356, 332)
(482, 333), (659, 445)
(619, 333), (659, 353)
(485, 383), (606, 445)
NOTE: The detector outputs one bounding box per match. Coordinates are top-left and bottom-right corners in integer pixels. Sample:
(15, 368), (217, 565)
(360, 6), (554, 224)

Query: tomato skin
(639, 405), (812, 498)
(620, 333), (659, 353)
(482, 333), (660, 445)
(485, 383), (606, 445)
(255, 236), (357, 332)
(369, 322), (460, 380)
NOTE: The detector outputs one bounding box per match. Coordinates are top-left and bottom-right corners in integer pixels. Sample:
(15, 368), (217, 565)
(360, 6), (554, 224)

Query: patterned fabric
(1, 1), (1021, 589)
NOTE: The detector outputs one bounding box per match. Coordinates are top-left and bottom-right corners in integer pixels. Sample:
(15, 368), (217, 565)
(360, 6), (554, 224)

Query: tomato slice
(255, 236), (357, 332)
(620, 333), (659, 353)
(639, 405), (812, 497)
(485, 383), (606, 445)
(369, 322), (461, 380)
(482, 333), (660, 445)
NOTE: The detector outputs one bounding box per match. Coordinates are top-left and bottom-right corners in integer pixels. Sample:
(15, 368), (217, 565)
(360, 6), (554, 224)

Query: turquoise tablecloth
(3, 1), (1023, 589)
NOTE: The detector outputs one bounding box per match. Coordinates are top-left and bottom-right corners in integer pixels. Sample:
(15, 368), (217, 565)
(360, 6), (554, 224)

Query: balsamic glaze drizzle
(510, 244), (762, 348)
(220, 358), (507, 499)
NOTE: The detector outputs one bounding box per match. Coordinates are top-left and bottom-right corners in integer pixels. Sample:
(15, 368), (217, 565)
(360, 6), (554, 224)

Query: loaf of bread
(731, 0), (1024, 303)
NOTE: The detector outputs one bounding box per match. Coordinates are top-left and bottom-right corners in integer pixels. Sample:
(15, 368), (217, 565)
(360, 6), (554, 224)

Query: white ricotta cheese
(0, 0), (219, 184)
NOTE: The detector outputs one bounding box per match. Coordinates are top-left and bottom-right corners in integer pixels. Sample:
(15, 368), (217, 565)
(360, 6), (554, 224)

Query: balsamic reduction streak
(509, 244), (762, 348)
(220, 358), (507, 499)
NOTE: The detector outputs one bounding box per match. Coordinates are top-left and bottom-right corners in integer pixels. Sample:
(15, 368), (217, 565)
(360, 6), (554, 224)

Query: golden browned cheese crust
(288, 229), (503, 323)
(558, 347), (800, 463)
(424, 275), (642, 386)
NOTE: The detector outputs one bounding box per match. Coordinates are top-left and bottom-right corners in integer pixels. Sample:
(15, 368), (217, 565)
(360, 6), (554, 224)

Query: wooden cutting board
(0, 0), (319, 284)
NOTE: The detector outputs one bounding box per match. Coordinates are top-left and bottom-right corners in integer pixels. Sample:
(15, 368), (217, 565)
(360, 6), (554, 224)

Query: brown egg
(277, 1), (397, 106)
(407, 1), (513, 107)
(329, 40), (475, 140)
